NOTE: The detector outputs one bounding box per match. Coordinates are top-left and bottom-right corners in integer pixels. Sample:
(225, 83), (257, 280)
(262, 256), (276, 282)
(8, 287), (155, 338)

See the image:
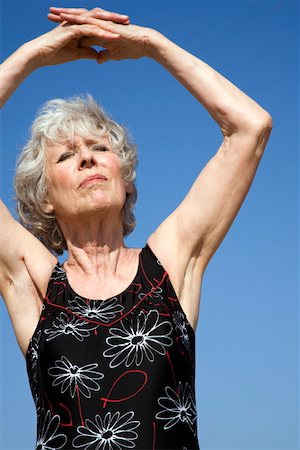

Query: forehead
(45, 135), (111, 156)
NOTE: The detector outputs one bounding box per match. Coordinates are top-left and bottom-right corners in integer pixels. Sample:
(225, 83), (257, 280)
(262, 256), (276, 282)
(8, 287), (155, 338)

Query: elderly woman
(0, 6), (272, 450)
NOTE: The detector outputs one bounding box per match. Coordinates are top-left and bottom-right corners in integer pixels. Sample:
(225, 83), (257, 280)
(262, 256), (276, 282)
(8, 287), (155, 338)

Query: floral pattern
(27, 329), (42, 406)
(48, 355), (104, 398)
(44, 311), (99, 342)
(156, 381), (197, 433)
(103, 310), (173, 368)
(27, 245), (199, 449)
(68, 296), (124, 322)
(73, 411), (140, 449)
(173, 311), (191, 352)
(35, 408), (67, 449)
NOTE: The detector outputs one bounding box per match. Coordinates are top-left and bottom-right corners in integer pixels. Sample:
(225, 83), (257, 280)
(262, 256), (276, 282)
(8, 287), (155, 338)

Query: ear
(41, 197), (55, 214)
(125, 183), (135, 194)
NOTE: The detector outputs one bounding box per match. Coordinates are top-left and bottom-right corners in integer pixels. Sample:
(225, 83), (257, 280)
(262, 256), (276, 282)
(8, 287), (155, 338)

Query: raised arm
(0, 11), (129, 355)
(146, 33), (273, 263)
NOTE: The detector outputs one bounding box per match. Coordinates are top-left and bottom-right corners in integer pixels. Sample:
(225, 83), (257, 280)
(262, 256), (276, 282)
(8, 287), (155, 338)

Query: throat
(63, 248), (142, 301)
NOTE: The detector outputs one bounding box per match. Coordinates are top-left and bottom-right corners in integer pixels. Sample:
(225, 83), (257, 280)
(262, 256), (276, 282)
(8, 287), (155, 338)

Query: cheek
(46, 167), (73, 200)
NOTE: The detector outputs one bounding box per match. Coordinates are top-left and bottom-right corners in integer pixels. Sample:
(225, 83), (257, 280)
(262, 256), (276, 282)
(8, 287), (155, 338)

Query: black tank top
(26, 244), (200, 450)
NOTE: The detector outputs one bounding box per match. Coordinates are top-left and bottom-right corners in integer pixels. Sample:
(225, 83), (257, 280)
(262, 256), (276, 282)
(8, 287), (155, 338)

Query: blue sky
(0, 1), (298, 449)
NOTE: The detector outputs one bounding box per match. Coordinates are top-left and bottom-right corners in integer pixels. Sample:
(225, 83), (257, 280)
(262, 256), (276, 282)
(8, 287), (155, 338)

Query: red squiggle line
(47, 272), (169, 327)
(58, 403), (73, 426)
(176, 336), (185, 356)
(127, 283), (142, 294)
(44, 391), (53, 414)
(45, 392), (73, 426)
(100, 370), (148, 408)
(152, 421), (157, 450)
(76, 385), (84, 426)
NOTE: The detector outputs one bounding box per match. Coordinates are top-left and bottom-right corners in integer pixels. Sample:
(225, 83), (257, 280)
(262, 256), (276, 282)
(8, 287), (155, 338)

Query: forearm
(148, 31), (272, 135)
(0, 44), (38, 109)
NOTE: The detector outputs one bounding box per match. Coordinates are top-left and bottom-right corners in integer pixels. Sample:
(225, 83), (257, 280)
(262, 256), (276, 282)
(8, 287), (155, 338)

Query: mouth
(80, 174), (108, 188)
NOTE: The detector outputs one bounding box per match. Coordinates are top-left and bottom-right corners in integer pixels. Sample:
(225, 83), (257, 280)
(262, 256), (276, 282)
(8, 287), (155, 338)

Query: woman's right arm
(0, 44), (37, 109)
(0, 20), (122, 279)
(0, 16), (128, 355)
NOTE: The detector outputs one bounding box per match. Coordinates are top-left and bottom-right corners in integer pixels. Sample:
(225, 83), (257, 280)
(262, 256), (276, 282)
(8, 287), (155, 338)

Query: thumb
(76, 47), (98, 61)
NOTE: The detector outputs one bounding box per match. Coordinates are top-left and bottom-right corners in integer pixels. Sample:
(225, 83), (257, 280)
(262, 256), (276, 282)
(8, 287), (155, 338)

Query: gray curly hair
(14, 94), (138, 255)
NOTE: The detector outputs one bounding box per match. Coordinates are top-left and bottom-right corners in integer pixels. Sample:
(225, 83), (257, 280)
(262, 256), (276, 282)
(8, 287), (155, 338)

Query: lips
(79, 174), (108, 187)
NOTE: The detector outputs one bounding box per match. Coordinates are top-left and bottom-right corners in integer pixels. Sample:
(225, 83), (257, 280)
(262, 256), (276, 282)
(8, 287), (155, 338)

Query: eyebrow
(50, 139), (110, 160)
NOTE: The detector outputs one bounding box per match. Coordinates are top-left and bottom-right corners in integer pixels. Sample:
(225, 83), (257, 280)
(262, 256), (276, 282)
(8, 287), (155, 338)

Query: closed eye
(57, 152), (74, 162)
(92, 145), (109, 151)
(56, 144), (109, 162)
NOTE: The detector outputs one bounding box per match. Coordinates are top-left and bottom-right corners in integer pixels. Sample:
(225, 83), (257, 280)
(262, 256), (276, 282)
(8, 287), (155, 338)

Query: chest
(65, 273), (136, 301)
(64, 254), (140, 301)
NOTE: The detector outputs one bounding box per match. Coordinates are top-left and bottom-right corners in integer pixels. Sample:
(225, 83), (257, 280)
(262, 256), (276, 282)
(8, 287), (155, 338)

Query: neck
(58, 212), (127, 275)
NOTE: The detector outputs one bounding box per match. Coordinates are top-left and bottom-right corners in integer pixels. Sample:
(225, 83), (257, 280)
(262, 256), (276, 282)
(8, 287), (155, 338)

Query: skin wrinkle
(44, 134), (138, 299)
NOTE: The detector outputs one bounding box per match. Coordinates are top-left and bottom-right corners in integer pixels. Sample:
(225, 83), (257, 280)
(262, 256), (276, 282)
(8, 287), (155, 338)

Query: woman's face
(43, 135), (131, 222)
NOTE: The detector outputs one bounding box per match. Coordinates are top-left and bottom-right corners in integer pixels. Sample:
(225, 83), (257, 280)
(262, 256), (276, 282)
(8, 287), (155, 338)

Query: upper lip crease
(79, 174), (107, 187)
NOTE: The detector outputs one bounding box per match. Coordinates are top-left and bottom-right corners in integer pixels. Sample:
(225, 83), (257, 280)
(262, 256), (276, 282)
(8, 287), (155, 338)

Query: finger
(90, 7), (130, 24)
(62, 20), (121, 40)
(75, 47), (99, 61)
(59, 12), (119, 33)
(48, 12), (65, 22)
(67, 24), (121, 46)
(49, 6), (130, 24)
(49, 7), (88, 15)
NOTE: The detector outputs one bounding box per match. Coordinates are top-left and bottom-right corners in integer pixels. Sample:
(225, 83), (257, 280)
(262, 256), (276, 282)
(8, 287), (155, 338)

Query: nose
(78, 147), (97, 169)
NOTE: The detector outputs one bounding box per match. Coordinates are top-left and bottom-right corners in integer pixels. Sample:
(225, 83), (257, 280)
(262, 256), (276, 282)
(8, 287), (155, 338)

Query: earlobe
(126, 183), (135, 194)
(42, 198), (54, 214)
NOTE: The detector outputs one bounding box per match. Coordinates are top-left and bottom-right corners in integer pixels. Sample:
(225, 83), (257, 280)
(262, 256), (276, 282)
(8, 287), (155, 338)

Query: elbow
(223, 110), (273, 138)
(250, 113), (273, 158)
(224, 112), (273, 159)
(250, 109), (273, 133)
(254, 112), (273, 133)
(241, 111), (273, 141)
(240, 109), (273, 135)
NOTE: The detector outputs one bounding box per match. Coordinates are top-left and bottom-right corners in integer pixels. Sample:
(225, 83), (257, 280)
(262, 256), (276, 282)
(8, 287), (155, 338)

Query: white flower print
(73, 411), (140, 450)
(27, 329), (42, 406)
(28, 329), (42, 372)
(68, 296), (124, 323)
(173, 311), (191, 351)
(138, 286), (163, 301)
(103, 310), (173, 368)
(48, 355), (104, 398)
(35, 407), (67, 450)
(51, 265), (67, 281)
(44, 312), (99, 342)
(156, 381), (197, 433)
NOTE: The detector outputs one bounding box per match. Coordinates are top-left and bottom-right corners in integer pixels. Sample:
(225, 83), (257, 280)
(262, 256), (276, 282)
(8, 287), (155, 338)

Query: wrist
(144, 29), (174, 61)
(18, 42), (43, 72)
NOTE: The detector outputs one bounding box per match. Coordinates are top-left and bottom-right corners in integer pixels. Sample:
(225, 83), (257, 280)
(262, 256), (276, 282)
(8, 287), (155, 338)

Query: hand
(24, 20), (121, 69)
(47, 6), (158, 63)
(48, 6), (130, 25)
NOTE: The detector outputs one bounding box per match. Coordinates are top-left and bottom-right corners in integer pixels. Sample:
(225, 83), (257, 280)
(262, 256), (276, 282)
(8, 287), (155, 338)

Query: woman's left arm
(145, 31), (273, 272)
